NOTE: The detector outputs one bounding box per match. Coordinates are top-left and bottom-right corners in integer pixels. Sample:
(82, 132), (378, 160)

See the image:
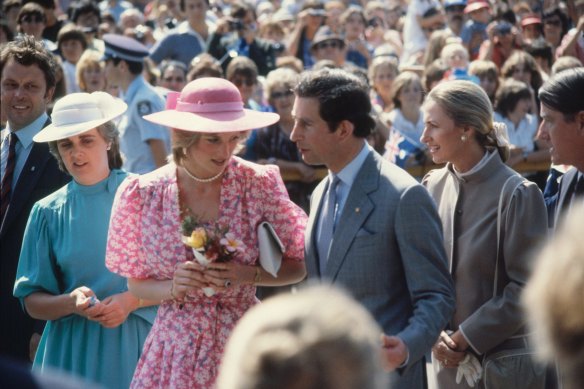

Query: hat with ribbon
(143, 78), (280, 133)
(34, 92), (127, 142)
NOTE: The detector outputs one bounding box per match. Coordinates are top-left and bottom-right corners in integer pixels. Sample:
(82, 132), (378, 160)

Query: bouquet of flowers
(181, 215), (243, 296)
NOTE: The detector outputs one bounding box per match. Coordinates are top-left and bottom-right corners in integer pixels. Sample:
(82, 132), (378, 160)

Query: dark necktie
(318, 175), (340, 273)
(575, 174), (584, 198)
(1, 132), (17, 221)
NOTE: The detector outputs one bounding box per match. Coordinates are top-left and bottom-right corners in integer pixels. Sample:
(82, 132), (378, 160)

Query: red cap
(521, 16), (542, 27)
(464, 1), (490, 14)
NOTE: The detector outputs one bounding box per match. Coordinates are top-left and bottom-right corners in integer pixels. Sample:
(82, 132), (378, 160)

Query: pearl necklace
(183, 166), (225, 183)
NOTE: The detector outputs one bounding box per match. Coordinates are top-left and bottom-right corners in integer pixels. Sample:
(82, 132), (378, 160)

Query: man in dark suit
(538, 68), (584, 228)
(1, 36), (70, 362)
(290, 68), (455, 388)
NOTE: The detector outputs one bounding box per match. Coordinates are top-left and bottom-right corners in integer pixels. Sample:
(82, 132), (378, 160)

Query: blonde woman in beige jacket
(420, 80), (548, 389)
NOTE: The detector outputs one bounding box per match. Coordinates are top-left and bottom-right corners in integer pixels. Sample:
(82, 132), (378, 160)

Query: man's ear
(336, 119), (355, 141)
(577, 110), (584, 133)
(44, 86), (55, 105)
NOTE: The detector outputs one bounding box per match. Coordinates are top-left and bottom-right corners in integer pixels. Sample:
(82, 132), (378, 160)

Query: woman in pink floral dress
(105, 78), (308, 389)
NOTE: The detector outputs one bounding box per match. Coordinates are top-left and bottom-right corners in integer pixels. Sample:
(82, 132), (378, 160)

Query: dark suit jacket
(0, 121), (70, 362)
(305, 151), (455, 388)
(207, 33), (277, 76)
(547, 167), (582, 228)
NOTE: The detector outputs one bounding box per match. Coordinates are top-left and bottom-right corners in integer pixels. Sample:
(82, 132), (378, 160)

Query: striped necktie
(1, 132), (17, 221)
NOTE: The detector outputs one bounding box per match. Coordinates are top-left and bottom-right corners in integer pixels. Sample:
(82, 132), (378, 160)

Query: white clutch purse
(257, 222), (284, 277)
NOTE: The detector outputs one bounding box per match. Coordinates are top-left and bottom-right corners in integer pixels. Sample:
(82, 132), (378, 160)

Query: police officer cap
(102, 34), (149, 63)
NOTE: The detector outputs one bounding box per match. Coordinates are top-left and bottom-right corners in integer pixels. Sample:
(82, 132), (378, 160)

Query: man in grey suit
(290, 68), (455, 388)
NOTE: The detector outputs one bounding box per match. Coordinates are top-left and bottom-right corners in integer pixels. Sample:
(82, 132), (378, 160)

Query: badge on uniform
(137, 101), (152, 115)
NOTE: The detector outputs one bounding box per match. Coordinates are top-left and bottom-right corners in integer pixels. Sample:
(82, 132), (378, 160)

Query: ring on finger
(224, 280), (232, 288)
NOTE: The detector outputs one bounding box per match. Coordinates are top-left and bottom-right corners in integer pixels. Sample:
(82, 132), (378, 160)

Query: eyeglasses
(232, 78), (255, 87)
(423, 24), (446, 33)
(20, 15), (44, 24)
(445, 5), (465, 13)
(270, 90), (294, 100)
(163, 77), (185, 83)
(544, 19), (561, 27)
(315, 41), (341, 50)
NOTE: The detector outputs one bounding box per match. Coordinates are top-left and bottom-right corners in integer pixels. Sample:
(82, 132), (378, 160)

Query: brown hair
(48, 121), (123, 172)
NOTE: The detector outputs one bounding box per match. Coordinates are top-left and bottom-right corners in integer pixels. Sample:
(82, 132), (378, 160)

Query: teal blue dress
(14, 170), (157, 389)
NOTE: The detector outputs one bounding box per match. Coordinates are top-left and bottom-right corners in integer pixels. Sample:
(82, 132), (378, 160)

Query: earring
(182, 147), (188, 155)
(461, 135), (467, 142)
(106, 144), (112, 151)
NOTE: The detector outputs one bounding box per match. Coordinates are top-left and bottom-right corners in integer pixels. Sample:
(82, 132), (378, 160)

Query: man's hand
(380, 334), (408, 371)
(29, 332), (41, 362)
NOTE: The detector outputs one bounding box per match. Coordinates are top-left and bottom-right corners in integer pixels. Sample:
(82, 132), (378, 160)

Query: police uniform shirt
(118, 75), (171, 174)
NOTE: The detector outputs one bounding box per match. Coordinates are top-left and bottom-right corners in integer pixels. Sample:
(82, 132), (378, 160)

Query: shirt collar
(124, 75), (145, 103)
(334, 141), (371, 187)
(6, 112), (48, 150)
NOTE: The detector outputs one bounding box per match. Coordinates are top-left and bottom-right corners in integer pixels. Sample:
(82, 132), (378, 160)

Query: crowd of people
(1, 0), (584, 388)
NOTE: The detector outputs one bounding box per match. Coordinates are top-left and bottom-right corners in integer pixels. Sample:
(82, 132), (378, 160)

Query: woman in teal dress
(13, 92), (157, 389)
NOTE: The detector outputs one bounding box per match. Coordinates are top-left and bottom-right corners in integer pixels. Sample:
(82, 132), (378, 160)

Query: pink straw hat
(143, 78), (280, 133)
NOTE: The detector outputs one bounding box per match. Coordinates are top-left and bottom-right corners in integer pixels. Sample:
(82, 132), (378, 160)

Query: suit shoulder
(375, 154), (420, 191)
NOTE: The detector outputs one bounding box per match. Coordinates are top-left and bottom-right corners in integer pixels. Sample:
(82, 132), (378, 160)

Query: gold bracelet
(138, 298), (144, 308)
(254, 267), (262, 285)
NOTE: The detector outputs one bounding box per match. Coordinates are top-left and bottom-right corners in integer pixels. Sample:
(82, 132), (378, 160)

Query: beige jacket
(423, 151), (547, 354)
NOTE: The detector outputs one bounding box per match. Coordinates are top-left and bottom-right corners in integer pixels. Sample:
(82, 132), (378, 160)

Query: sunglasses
(20, 15), (44, 24)
(232, 78), (255, 87)
(544, 19), (561, 27)
(315, 41), (341, 50)
(271, 90), (294, 100)
(445, 5), (465, 12)
(163, 77), (185, 83)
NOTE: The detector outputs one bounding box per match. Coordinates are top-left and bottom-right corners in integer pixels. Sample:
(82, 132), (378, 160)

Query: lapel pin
(31, 166), (36, 172)
(355, 207), (360, 213)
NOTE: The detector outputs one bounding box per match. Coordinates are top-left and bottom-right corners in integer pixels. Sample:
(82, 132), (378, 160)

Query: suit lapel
(305, 179), (328, 277)
(325, 153), (378, 281)
(0, 119), (52, 236)
(1, 143), (51, 233)
(556, 168), (578, 226)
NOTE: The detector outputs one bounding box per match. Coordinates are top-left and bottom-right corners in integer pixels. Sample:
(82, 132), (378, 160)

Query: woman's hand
(69, 286), (104, 320)
(172, 261), (209, 299)
(432, 331), (467, 368)
(203, 262), (255, 291)
(94, 291), (139, 328)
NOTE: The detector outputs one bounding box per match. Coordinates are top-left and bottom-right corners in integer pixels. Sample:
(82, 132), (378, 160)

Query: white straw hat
(34, 92), (127, 142)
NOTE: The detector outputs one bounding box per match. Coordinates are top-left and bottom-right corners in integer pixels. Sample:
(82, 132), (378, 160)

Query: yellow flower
(186, 228), (207, 249)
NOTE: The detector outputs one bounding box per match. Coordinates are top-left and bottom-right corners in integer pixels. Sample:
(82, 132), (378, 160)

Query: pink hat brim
(144, 109), (280, 133)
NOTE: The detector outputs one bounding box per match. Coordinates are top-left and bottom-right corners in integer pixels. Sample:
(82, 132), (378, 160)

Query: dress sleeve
(459, 181), (548, 353)
(258, 166), (307, 262)
(14, 203), (62, 300)
(106, 176), (149, 279)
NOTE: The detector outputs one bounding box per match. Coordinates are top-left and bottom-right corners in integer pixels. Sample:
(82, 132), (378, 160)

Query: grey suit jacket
(306, 150), (455, 389)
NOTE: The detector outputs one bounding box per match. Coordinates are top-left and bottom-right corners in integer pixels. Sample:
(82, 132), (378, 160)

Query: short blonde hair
(368, 56), (399, 87)
(76, 50), (104, 92)
(440, 42), (469, 67)
(217, 285), (387, 389)
(390, 71), (424, 108)
(265, 67), (299, 103)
